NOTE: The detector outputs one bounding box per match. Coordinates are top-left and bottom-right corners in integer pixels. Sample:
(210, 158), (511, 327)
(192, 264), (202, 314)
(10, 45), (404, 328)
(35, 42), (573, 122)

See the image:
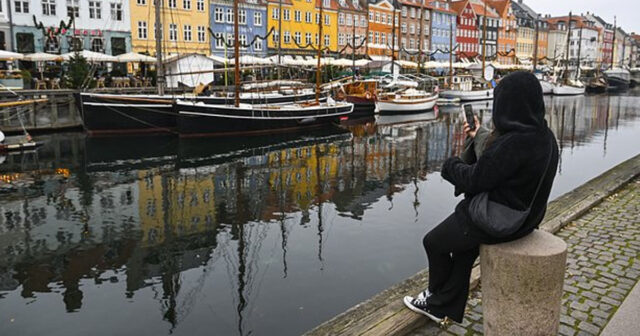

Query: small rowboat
(376, 88), (438, 114)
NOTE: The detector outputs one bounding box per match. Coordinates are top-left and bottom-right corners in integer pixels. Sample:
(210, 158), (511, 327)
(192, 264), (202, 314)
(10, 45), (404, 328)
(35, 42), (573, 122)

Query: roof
(510, 0), (537, 19)
(487, 0), (509, 18)
(546, 16), (600, 32)
(397, 0), (427, 9)
(316, 0), (339, 10)
(471, 3), (499, 18)
(336, 0), (366, 11)
(450, 0), (472, 16)
(427, 0), (457, 15)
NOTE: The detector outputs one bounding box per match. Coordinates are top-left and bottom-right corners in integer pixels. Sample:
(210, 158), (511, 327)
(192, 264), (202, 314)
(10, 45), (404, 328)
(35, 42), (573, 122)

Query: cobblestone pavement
(408, 178), (640, 336)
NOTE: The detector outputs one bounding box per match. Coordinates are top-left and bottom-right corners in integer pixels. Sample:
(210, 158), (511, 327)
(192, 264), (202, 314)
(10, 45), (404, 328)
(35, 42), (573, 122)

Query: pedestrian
(403, 71), (560, 325)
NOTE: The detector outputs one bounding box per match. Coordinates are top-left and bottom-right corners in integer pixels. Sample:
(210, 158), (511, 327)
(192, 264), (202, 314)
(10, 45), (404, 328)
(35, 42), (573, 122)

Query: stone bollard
(480, 230), (567, 336)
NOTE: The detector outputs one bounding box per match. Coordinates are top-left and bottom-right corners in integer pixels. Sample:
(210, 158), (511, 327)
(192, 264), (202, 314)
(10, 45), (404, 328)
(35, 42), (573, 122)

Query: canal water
(0, 92), (639, 336)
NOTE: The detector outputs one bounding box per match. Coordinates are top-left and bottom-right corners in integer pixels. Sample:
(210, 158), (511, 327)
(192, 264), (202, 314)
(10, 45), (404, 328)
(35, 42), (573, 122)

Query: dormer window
(352, 0), (358, 8)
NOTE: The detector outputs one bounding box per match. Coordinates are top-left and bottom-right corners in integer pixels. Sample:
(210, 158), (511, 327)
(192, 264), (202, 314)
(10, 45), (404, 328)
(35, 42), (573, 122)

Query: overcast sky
(523, 0), (639, 34)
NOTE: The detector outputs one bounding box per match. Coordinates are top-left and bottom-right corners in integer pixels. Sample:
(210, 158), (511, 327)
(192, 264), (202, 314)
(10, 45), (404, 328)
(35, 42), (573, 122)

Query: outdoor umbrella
(115, 52), (157, 63)
(24, 52), (63, 79)
(61, 50), (117, 62)
(0, 50), (24, 61)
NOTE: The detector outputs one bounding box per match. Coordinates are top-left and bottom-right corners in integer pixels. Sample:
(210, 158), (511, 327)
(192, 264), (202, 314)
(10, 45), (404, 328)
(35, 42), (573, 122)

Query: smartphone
(463, 104), (476, 131)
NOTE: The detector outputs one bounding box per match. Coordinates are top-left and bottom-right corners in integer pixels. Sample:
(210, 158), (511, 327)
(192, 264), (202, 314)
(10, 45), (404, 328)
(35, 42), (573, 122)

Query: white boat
(439, 75), (493, 101)
(376, 88), (438, 113)
(604, 68), (631, 91)
(539, 80), (554, 94)
(552, 79), (585, 96)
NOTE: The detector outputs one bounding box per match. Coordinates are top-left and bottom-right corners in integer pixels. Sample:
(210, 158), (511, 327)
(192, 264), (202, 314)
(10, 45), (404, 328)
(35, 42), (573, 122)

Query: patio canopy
(116, 52), (157, 63)
(61, 50), (117, 62)
(23, 52), (62, 62)
(0, 50), (24, 61)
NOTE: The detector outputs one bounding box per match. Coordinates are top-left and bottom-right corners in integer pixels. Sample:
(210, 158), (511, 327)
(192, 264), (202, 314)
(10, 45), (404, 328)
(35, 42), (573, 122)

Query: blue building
(210, 0), (268, 57)
(429, 0), (456, 63)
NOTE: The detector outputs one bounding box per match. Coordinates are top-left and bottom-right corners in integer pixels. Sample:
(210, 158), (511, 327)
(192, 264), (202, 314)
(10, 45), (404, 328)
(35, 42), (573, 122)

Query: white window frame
(138, 21), (147, 39)
(254, 12), (262, 26)
(183, 24), (192, 41)
(169, 23), (178, 41)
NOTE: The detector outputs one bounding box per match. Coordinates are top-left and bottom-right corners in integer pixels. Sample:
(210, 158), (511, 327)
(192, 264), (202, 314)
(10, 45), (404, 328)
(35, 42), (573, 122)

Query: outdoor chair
(96, 77), (106, 88)
(49, 78), (61, 90)
(35, 79), (47, 90)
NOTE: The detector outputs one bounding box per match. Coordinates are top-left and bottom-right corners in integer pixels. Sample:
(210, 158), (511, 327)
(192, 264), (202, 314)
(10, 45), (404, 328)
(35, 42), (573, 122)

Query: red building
(451, 0), (479, 59)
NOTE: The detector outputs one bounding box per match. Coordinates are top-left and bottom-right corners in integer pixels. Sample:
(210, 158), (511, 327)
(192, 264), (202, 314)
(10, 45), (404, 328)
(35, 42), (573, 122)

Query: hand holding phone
(463, 104), (476, 131)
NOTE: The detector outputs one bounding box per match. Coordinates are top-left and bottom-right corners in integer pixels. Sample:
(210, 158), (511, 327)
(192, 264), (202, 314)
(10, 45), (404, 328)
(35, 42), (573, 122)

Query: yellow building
(267, 0), (338, 55)
(138, 171), (216, 247)
(130, 0), (210, 56)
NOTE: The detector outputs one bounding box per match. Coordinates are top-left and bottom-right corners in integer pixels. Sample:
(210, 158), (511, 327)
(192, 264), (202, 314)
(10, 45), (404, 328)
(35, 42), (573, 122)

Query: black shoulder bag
(467, 140), (553, 238)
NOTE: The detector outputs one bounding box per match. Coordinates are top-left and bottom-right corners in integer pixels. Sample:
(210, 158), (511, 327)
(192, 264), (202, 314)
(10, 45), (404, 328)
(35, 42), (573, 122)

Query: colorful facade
(428, 0), (457, 62)
(547, 15), (600, 67)
(130, 0), (209, 56)
(336, 0), (367, 56)
(490, 0), (516, 64)
(11, 0), (131, 55)
(452, 0), (479, 59)
(397, 0), (430, 62)
(209, 0), (268, 57)
(366, 0), (397, 59)
(470, 0), (499, 60)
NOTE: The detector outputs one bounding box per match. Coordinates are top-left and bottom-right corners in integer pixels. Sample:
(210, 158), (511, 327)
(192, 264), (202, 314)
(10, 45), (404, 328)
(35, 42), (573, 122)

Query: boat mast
(481, 0), (487, 80)
(564, 12), (572, 81)
(610, 16), (616, 69)
(417, 0), (425, 73)
(365, 0), (370, 55)
(391, 2), (397, 74)
(576, 24), (582, 80)
(278, 0), (283, 79)
(533, 14), (539, 72)
(316, 0), (324, 104)
(352, 7), (356, 73)
(448, 9), (453, 89)
(154, 0), (165, 95)
(234, 0), (240, 107)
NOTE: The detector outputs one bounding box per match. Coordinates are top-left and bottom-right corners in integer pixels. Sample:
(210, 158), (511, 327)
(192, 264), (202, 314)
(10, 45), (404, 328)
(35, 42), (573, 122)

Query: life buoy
(364, 91), (372, 100)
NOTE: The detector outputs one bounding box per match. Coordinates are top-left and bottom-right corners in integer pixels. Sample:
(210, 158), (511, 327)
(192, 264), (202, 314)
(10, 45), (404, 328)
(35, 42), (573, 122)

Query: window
(315, 13), (320, 24)
(136, 0), (145, 4)
(272, 31), (279, 44)
(368, 32), (372, 43)
(305, 32), (312, 44)
(197, 26), (205, 42)
(239, 34), (247, 49)
(324, 34), (329, 46)
(410, 7), (415, 18)
(255, 38), (263, 51)
(294, 31), (301, 44)
(239, 9), (246, 24)
(410, 24), (415, 34)
(346, 14), (352, 26)
(226, 8), (233, 22)
(283, 9), (290, 21)
(254, 12), (262, 26)
(324, 14), (330, 25)
(401, 23), (406, 33)
(323, 0), (329, 7)
(339, 13), (344, 25)
(67, 0), (79, 18)
(111, 37), (126, 55)
(196, 0), (204, 11)
(89, 1), (101, 19)
(369, 11), (372, 22)
(375, 12), (379, 23)
(45, 37), (60, 53)
(294, 10), (300, 22)
(184, 25), (192, 41)
(305, 11), (311, 23)
(214, 33), (224, 49)
(402, 7), (406, 17)
(215, 8), (223, 22)
(42, 0), (56, 15)
(110, 2), (123, 21)
(284, 31), (291, 44)
(138, 21), (147, 39)
(15, 0), (29, 13)
(338, 33), (344, 45)
(91, 38), (104, 52)
(168, 0), (176, 8)
(272, 8), (279, 20)
(169, 24), (177, 41)
(183, 0), (190, 10)
(381, 33), (385, 45)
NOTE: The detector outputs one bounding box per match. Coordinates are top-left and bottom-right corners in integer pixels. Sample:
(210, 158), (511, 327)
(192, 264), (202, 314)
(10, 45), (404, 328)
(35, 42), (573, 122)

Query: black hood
(492, 71), (546, 133)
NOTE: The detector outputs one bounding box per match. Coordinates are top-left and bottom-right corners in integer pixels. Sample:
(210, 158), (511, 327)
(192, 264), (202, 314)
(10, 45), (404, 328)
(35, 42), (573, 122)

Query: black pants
(423, 213), (480, 322)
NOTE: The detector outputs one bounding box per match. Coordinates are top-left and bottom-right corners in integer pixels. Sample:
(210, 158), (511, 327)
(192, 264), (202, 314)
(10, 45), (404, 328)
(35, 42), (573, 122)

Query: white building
(0, 0), (10, 50)
(11, 0), (131, 55)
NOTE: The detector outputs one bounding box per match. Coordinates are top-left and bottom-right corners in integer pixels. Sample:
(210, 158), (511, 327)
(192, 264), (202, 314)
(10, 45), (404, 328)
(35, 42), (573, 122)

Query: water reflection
(0, 92), (639, 336)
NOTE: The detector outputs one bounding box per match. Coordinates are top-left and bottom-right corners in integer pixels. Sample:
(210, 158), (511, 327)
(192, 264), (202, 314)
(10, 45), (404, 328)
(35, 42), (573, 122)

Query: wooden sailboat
(376, 75), (439, 114)
(175, 0), (353, 137)
(439, 1), (493, 102)
(552, 12), (585, 96)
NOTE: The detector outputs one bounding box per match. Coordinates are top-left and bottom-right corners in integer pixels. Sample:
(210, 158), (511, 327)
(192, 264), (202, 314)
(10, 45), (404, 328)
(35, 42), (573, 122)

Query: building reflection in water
(0, 93), (638, 335)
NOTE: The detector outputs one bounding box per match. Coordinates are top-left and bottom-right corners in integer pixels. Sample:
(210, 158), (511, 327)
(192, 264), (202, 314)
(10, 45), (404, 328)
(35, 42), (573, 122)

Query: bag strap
(527, 131), (554, 210)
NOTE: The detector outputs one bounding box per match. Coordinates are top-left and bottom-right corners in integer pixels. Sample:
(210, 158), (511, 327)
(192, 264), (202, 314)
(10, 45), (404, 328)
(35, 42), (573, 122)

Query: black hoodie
(441, 71), (559, 244)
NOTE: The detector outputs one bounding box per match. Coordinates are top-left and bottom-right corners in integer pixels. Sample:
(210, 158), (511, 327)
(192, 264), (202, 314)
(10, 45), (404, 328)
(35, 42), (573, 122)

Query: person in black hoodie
(403, 71), (559, 324)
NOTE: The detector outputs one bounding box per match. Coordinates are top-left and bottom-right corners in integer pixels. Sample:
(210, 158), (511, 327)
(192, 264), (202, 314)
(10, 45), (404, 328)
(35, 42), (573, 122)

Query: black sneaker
(402, 295), (445, 324)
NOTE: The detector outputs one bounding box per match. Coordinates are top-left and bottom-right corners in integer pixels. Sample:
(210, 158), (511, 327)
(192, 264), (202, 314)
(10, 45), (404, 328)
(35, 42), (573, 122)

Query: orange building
(366, 0), (399, 59)
(489, 0), (517, 64)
